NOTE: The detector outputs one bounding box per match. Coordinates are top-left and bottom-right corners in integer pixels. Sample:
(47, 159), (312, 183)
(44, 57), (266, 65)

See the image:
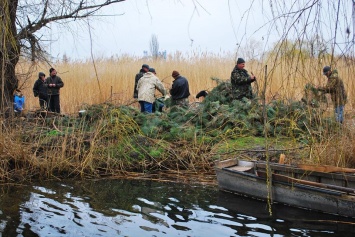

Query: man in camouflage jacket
(230, 58), (256, 100)
(318, 66), (347, 123)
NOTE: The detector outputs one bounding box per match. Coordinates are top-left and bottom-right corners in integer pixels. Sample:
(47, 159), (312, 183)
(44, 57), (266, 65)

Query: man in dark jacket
(33, 72), (48, 110)
(230, 58), (256, 100)
(133, 64), (149, 98)
(170, 70), (190, 107)
(45, 68), (64, 113)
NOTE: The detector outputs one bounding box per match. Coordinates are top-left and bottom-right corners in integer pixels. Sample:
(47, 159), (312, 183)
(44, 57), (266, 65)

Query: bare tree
(0, 0), (125, 116)
(150, 34), (159, 60)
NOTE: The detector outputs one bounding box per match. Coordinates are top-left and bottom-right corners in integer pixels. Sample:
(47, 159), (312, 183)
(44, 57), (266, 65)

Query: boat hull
(215, 159), (355, 218)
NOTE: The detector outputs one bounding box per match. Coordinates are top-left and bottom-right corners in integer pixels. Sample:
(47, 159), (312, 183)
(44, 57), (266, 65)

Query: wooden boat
(215, 158), (355, 218)
(217, 191), (355, 233)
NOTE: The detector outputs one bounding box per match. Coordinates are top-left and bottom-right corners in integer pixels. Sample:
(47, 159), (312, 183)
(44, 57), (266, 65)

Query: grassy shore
(2, 53), (354, 183)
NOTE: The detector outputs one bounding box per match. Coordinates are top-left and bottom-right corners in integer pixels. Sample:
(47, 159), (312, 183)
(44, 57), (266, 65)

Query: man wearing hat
(45, 68), (64, 113)
(133, 64), (150, 99)
(318, 66), (347, 123)
(230, 57), (256, 100)
(33, 72), (48, 110)
(136, 67), (166, 113)
(170, 70), (190, 107)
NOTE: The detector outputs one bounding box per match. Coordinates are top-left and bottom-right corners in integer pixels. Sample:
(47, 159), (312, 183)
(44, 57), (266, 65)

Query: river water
(0, 179), (354, 237)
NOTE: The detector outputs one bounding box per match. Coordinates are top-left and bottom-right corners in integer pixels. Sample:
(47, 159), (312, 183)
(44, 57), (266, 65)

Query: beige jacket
(137, 72), (166, 103)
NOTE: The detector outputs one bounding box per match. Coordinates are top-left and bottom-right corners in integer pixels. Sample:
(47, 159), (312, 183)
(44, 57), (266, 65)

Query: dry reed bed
(18, 55), (354, 115)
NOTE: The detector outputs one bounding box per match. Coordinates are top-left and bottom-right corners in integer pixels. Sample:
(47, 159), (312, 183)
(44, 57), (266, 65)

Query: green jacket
(318, 69), (347, 107)
(230, 66), (254, 100)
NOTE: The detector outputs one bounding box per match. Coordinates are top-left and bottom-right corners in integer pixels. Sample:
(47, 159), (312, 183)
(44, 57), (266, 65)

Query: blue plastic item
(14, 95), (25, 112)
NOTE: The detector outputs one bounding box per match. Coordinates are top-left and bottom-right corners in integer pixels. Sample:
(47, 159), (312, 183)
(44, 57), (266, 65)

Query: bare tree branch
(16, 0), (125, 61)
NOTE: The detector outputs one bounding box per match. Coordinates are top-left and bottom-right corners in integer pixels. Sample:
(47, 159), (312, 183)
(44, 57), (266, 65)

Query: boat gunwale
(218, 165), (347, 197)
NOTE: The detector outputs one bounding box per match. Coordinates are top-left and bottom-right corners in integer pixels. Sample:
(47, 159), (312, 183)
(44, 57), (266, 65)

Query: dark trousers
(48, 94), (61, 113)
(39, 96), (48, 110)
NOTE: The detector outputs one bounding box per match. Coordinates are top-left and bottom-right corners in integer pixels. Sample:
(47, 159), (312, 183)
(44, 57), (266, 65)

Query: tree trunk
(0, 0), (20, 116)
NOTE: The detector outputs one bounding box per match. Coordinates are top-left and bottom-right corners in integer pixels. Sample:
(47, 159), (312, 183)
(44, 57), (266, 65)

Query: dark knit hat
(142, 64), (149, 69)
(38, 72), (45, 77)
(237, 58), (245, 64)
(149, 68), (156, 73)
(49, 67), (55, 73)
(172, 70), (180, 78)
(323, 66), (331, 75)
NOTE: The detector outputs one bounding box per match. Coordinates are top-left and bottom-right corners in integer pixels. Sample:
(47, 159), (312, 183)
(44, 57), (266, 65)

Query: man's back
(137, 72), (165, 103)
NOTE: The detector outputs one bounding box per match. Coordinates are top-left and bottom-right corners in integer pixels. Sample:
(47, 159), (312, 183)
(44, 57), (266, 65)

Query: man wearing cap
(33, 72), (48, 110)
(170, 71), (190, 107)
(137, 67), (166, 113)
(318, 66), (347, 123)
(230, 58), (256, 100)
(133, 64), (150, 99)
(45, 68), (64, 113)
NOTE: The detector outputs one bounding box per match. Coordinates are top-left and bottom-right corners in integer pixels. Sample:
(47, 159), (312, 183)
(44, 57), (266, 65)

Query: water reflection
(0, 179), (354, 236)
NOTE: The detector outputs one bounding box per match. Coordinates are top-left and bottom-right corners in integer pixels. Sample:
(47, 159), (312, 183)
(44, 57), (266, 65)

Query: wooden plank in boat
(297, 164), (355, 173)
(257, 170), (355, 194)
(228, 166), (253, 172)
(255, 162), (355, 181)
(215, 159), (238, 169)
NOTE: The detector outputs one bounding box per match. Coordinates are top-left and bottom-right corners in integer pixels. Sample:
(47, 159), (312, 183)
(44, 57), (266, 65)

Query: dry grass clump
(0, 104), (217, 181)
(306, 127), (355, 168)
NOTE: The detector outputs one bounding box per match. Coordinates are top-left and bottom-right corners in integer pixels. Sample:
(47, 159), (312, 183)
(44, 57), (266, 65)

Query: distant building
(143, 50), (167, 60)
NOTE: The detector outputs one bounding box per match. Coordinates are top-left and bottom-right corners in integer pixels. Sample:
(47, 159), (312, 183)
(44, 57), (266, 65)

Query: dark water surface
(0, 179), (354, 237)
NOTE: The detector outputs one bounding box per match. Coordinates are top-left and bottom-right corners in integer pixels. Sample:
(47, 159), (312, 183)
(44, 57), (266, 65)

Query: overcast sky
(46, 0), (354, 60)
(47, 0), (275, 60)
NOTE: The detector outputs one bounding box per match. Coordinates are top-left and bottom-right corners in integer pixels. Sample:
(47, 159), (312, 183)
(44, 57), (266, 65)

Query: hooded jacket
(33, 77), (48, 98)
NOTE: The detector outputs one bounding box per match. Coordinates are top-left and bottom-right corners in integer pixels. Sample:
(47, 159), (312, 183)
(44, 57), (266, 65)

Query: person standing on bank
(170, 70), (190, 107)
(230, 58), (256, 100)
(137, 67), (166, 113)
(45, 68), (64, 113)
(133, 64), (150, 99)
(317, 66), (347, 123)
(33, 72), (48, 110)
